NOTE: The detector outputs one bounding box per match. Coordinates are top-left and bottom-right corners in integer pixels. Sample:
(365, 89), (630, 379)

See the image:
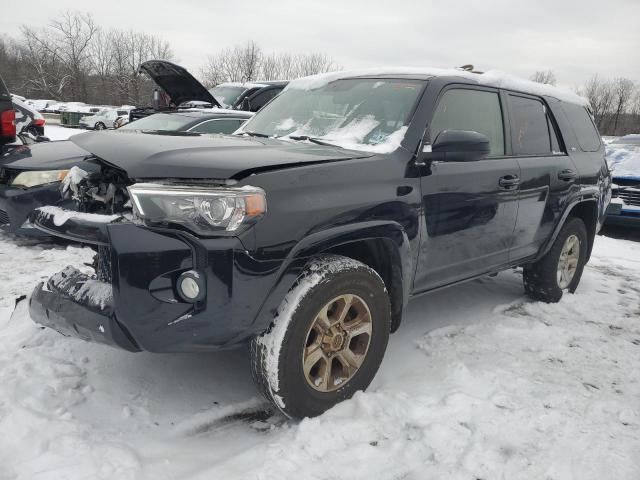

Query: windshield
(209, 86), (246, 108)
(120, 113), (196, 132)
(240, 78), (424, 153)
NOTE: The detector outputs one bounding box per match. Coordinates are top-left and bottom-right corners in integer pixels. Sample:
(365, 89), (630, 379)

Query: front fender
(247, 220), (412, 337)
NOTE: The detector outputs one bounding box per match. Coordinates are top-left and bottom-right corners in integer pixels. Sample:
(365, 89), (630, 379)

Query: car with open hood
(605, 134), (640, 226)
(0, 109), (252, 235)
(129, 60), (287, 121)
(27, 68), (610, 419)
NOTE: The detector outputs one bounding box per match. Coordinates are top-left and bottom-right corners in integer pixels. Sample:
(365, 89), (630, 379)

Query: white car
(79, 108), (132, 130)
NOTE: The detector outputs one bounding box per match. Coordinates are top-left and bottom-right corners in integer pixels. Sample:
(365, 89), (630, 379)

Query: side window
(508, 95), (554, 156)
(430, 88), (505, 156)
(561, 102), (601, 152)
(250, 88), (280, 111)
(190, 119), (243, 134)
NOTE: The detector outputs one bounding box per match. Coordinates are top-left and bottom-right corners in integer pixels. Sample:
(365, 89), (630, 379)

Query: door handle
(499, 174), (520, 189)
(558, 169), (578, 181)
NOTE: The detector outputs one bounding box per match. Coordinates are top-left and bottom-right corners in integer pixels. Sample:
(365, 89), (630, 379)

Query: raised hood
(1, 140), (89, 170)
(139, 60), (220, 107)
(70, 130), (371, 180)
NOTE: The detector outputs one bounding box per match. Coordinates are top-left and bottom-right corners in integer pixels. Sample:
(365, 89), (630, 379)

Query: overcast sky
(2, 0), (639, 88)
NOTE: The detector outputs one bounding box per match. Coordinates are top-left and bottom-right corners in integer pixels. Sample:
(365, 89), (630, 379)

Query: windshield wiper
(286, 135), (339, 147)
(241, 131), (270, 138)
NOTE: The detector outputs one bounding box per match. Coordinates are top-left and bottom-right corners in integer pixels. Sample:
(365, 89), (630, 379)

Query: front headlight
(127, 183), (266, 235)
(10, 170), (70, 188)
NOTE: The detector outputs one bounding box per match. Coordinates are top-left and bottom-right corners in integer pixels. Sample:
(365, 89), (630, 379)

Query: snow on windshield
(606, 141), (640, 177)
(242, 78), (423, 153)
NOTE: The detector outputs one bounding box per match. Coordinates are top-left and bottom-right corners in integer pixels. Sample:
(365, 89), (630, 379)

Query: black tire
(523, 217), (588, 303)
(250, 255), (391, 419)
(95, 122), (106, 130)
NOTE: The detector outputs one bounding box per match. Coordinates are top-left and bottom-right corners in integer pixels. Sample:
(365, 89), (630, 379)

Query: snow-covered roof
(287, 67), (588, 106)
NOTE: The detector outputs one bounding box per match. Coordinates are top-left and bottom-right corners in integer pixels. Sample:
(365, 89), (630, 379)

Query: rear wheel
(523, 217), (588, 302)
(250, 255), (391, 419)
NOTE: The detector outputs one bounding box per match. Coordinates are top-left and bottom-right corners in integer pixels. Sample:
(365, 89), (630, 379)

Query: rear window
(562, 103), (601, 152)
(508, 95), (554, 156)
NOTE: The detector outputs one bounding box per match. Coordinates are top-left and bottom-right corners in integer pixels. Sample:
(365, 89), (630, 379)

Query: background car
(129, 60), (287, 121)
(606, 134), (640, 226)
(0, 109), (252, 235)
(79, 107), (134, 130)
(12, 96), (46, 136)
(0, 75), (16, 150)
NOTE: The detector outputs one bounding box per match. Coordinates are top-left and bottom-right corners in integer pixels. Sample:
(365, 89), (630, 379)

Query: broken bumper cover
(28, 206), (283, 353)
(30, 266), (140, 352)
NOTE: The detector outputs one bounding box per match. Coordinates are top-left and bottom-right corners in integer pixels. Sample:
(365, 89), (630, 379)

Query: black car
(130, 60), (287, 121)
(0, 110), (252, 235)
(28, 69), (610, 419)
(0, 76), (16, 150)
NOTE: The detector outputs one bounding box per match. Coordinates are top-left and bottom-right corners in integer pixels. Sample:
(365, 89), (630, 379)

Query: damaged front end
(27, 159), (269, 353)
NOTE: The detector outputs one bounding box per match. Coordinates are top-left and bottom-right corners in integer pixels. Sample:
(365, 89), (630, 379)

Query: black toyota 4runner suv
(28, 69), (611, 418)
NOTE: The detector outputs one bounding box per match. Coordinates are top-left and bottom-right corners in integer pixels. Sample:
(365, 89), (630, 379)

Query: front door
(413, 86), (519, 292)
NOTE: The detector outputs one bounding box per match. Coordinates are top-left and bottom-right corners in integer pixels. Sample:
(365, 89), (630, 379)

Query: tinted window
(430, 89), (505, 156)
(250, 88), (280, 111)
(190, 119), (244, 134)
(509, 95), (553, 155)
(562, 102), (601, 152)
(0, 77), (10, 99)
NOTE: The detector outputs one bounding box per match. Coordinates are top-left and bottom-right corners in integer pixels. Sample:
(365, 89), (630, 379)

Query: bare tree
(582, 75), (615, 130)
(611, 77), (635, 135)
(49, 11), (98, 100)
(530, 70), (557, 86)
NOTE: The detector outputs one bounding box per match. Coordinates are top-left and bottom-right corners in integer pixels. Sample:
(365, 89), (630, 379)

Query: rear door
(413, 85), (520, 291)
(506, 93), (579, 261)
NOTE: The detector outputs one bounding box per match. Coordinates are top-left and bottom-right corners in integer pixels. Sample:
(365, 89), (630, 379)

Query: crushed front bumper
(30, 266), (140, 351)
(28, 206), (282, 353)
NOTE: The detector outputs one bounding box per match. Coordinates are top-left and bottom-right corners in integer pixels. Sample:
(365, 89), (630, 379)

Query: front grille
(96, 246), (113, 283)
(618, 189), (640, 207)
(0, 209), (9, 225)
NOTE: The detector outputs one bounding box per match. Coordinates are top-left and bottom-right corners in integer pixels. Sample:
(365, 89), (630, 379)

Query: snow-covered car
(26, 99), (56, 112)
(26, 68), (610, 419)
(79, 108), (133, 130)
(0, 109), (252, 235)
(606, 134), (640, 226)
(12, 96), (46, 136)
(210, 81), (288, 111)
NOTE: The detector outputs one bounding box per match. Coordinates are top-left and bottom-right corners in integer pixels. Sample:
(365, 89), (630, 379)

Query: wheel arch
(250, 221), (413, 336)
(539, 199), (598, 262)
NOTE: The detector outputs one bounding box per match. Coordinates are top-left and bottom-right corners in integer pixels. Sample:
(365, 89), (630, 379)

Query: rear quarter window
(561, 102), (601, 152)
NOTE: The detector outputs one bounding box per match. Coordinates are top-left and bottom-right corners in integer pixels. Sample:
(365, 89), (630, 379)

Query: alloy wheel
(302, 294), (372, 392)
(557, 234), (580, 289)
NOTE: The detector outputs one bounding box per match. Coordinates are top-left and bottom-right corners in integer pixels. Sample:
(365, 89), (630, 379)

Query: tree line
(0, 11), (638, 137)
(531, 69), (640, 136)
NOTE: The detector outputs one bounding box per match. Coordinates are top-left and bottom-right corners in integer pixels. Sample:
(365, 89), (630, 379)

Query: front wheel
(94, 122), (106, 130)
(523, 217), (588, 303)
(250, 255), (391, 419)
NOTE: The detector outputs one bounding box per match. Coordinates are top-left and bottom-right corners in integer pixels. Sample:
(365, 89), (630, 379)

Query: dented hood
(70, 130), (371, 180)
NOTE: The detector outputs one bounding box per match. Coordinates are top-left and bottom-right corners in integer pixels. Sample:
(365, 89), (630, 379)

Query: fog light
(177, 271), (205, 302)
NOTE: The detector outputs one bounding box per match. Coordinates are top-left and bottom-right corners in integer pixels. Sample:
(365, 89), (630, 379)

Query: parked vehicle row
(605, 134), (640, 226)
(6, 66), (610, 419)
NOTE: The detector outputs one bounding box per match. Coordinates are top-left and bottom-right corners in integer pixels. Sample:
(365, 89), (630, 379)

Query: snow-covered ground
(0, 231), (638, 479)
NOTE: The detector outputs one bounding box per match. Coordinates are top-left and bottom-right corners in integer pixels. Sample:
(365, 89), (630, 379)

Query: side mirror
(430, 130), (490, 162)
